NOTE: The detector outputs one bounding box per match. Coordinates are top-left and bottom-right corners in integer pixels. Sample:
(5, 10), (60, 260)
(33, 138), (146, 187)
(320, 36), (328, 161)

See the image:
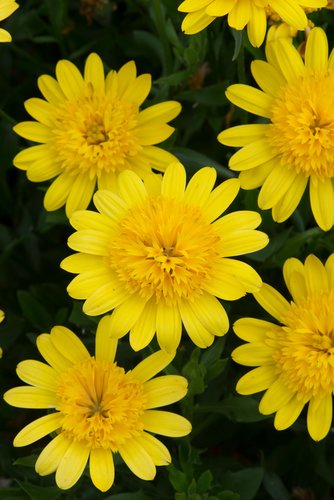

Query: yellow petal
(13, 413), (63, 447)
(131, 350), (175, 383)
(16, 360), (57, 391)
(65, 174), (96, 217)
(233, 317), (278, 342)
(226, 84), (272, 118)
(218, 124), (269, 147)
(161, 162), (186, 200)
(310, 177), (334, 231)
(274, 397), (305, 430)
(184, 167), (216, 207)
(55, 60), (85, 101)
(84, 53), (105, 94)
(143, 375), (188, 409)
(4, 386), (56, 409)
(95, 315), (118, 362)
(50, 326), (90, 364)
(109, 295), (147, 338)
(307, 395), (332, 441)
(236, 366), (277, 395)
(259, 379), (293, 414)
(130, 297), (157, 351)
(156, 302), (182, 353)
(134, 432), (171, 466)
(203, 178), (240, 222)
(179, 299), (215, 348)
(305, 27), (328, 72)
(119, 439), (156, 480)
(253, 283), (290, 322)
(89, 448), (115, 492)
(35, 434), (71, 475)
(55, 440), (90, 490)
(83, 282), (129, 316)
(142, 410), (192, 437)
(232, 343), (274, 367)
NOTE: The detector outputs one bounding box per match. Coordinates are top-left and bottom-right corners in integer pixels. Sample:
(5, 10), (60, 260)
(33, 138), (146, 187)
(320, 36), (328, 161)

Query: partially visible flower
(178, 0), (326, 47)
(4, 318), (191, 491)
(232, 254), (334, 441)
(61, 162), (268, 353)
(13, 53), (181, 217)
(0, 309), (4, 358)
(218, 28), (334, 231)
(0, 0), (19, 42)
(267, 23), (298, 42)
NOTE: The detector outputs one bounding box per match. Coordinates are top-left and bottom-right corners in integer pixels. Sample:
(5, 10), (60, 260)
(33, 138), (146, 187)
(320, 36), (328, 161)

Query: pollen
(52, 92), (141, 179)
(56, 358), (146, 450)
(267, 71), (334, 178)
(108, 197), (221, 304)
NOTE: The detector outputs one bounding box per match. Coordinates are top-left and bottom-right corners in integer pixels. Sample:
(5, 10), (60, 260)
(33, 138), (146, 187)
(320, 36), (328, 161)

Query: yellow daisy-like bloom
(13, 53), (181, 217)
(0, 0), (19, 42)
(61, 162), (268, 353)
(232, 254), (334, 441)
(3, 317), (191, 492)
(218, 28), (334, 231)
(178, 0), (326, 47)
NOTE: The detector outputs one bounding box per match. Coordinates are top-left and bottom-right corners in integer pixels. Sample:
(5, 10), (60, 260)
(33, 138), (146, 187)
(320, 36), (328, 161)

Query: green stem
(152, 0), (173, 75)
(0, 107), (16, 125)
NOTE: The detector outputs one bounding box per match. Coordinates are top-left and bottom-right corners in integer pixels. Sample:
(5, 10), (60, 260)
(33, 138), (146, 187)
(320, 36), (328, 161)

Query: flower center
(56, 358), (146, 449)
(267, 71), (334, 178)
(108, 197), (221, 304)
(51, 85), (142, 177)
(271, 291), (334, 400)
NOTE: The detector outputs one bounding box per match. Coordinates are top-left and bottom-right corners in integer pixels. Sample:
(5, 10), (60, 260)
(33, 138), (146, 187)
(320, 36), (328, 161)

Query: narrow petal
(305, 27), (328, 72)
(226, 84), (272, 118)
(232, 343), (275, 366)
(13, 122), (51, 143)
(227, 0), (251, 30)
(233, 318), (279, 342)
(181, 10), (215, 35)
(12, 413), (63, 447)
(272, 173), (308, 222)
(83, 282), (129, 316)
(156, 302), (182, 353)
(16, 360), (57, 391)
(131, 350), (175, 383)
(218, 124), (269, 147)
(142, 410), (192, 437)
(44, 172), (75, 212)
(247, 4), (266, 48)
(179, 299), (215, 348)
(38, 75), (66, 104)
(283, 257), (307, 301)
(90, 448), (115, 492)
(4, 386), (56, 409)
(269, 0), (307, 29)
(258, 163), (297, 210)
(56, 440), (90, 490)
(118, 170), (147, 208)
(274, 397), (305, 430)
(119, 439), (156, 480)
(109, 295), (147, 338)
(253, 283), (290, 322)
(35, 434), (71, 475)
(137, 101), (181, 126)
(251, 60), (286, 96)
(66, 269), (113, 299)
(50, 326), (90, 364)
(143, 375), (188, 409)
(304, 254), (329, 294)
(259, 379), (294, 414)
(55, 60), (85, 101)
(203, 178), (240, 222)
(184, 167), (217, 207)
(272, 37), (305, 82)
(70, 210), (115, 232)
(184, 292), (229, 335)
(130, 297), (157, 351)
(161, 162), (186, 200)
(36, 334), (73, 372)
(236, 366), (277, 395)
(65, 174), (96, 217)
(67, 230), (110, 256)
(229, 139), (278, 171)
(307, 395), (332, 441)
(84, 53), (105, 94)
(95, 315), (118, 362)
(134, 432), (171, 466)
(310, 177), (334, 231)
(93, 190), (128, 221)
(24, 98), (56, 127)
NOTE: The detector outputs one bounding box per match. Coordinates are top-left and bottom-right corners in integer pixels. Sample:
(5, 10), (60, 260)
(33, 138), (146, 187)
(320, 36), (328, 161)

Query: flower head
(61, 162), (268, 352)
(0, 0), (19, 42)
(232, 254), (334, 441)
(13, 53), (181, 217)
(219, 28), (334, 231)
(4, 317), (191, 491)
(178, 0), (326, 47)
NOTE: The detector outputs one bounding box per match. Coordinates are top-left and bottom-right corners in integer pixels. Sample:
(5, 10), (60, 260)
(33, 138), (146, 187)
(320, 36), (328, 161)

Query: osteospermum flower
(61, 162), (268, 353)
(218, 28), (334, 231)
(178, 0), (326, 47)
(13, 53), (181, 217)
(0, 0), (19, 42)
(232, 254), (334, 441)
(4, 318), (191, 491)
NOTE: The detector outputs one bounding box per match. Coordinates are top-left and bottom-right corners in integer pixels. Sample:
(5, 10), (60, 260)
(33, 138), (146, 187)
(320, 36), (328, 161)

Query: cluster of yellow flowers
(2, 0), (334, 494)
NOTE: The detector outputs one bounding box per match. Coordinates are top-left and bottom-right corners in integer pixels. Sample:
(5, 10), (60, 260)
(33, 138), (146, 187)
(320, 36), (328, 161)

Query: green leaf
(14, 455), (37, 468)
(231, 29), (243, 61)
(220, 467), (264, 500)
(196, 395), (270, 423)
(16, 481), (61, 500)
(17, 290), (53, 331)
(263, 471), (290, 500)
(168, 466), (188, 493)
(197, 470), (213, 494)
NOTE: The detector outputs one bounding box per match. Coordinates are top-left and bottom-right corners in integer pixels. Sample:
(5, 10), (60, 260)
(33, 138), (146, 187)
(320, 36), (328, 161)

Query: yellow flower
(61, 162), (268, 353)
(3, 317), (191, 491)
(0, 0), (19, 42)
(178, 0), (326, 47)
(232, 254), (334, 441)
(218, 28), (334, 231)
(13, 53), (181, 217)
(0, 309), (4, 358)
